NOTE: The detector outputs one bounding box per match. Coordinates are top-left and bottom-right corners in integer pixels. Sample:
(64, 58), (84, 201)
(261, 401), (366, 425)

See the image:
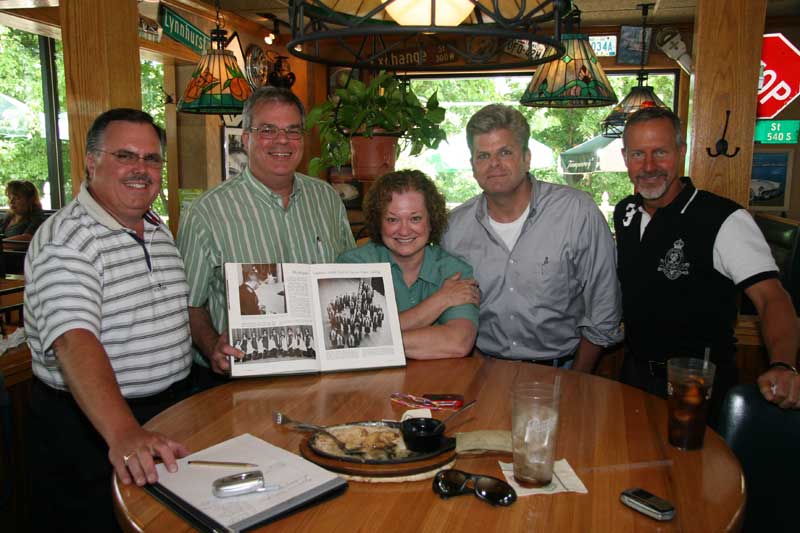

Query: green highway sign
(160, 5), (209, 55)
(754, 120), (799, 144)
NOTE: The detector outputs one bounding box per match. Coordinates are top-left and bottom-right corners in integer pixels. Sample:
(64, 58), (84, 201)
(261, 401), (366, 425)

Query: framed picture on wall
(617, 25), (652, 65)
(750, 147), (794, 212)
(223, 127), (248, 181)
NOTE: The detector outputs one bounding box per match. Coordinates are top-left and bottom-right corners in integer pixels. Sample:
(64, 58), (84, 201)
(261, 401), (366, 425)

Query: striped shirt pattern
(177, 167), (355, 363)
(24, 184), (192, 398)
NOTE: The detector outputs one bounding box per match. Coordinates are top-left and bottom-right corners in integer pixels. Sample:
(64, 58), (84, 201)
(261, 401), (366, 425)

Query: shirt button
(512, 341), (517, 346)
(510, 315), (514, 320)
(509, 259), (515, 265)
(509, 287), (515, 292)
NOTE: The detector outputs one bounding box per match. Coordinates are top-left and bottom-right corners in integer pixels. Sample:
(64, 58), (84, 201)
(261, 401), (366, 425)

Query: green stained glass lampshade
(178, 46), (252, 115)
(601, 85), (669, 138)
(520, 34), (618, 108)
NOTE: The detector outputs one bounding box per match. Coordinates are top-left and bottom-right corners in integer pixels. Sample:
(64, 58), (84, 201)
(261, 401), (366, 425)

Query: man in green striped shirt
(177, 88), (355, 388)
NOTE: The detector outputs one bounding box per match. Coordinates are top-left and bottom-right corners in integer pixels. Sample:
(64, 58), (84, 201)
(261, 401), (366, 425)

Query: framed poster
(617, 26), (652, 65)
(750, 148), (794, 211)
(223, 127), (248, 181)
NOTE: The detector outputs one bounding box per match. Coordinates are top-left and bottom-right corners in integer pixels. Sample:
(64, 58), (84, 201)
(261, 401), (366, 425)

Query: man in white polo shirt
(24, 108), (193, 532)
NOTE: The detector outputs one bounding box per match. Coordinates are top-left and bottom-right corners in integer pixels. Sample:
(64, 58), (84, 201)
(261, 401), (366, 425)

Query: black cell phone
(620, 488), (676, 521)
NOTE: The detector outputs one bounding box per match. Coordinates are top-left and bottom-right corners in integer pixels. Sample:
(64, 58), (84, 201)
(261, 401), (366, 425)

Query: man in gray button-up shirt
(441, 104), (622, 371)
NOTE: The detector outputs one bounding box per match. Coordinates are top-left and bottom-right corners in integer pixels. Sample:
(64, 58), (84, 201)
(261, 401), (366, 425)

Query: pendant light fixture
(601, 3), (670, 137)
(385, 0), (475, 27)
(178, 0), (252, 115)
(287, 0), (568, 72)
(520, 7), (617, 108)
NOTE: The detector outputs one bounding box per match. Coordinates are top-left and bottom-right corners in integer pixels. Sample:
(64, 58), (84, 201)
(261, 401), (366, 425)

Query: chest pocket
(519, 255), (570, 313)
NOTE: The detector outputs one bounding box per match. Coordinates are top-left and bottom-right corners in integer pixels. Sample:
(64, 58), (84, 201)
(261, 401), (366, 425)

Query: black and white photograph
(224, 126), (248, 180)
(231, 325), (316, 364)
(317, 277), (392, 350)
(237, 263), (287, 315)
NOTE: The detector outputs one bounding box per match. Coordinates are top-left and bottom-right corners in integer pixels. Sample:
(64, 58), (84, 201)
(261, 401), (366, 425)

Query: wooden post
(60, 0), (142, 196)
(689, 0), (767, 205)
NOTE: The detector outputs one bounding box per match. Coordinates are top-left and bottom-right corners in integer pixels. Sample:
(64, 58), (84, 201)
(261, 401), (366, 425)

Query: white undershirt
(639, 206), (778, 285)
(489, 204), (530, 250)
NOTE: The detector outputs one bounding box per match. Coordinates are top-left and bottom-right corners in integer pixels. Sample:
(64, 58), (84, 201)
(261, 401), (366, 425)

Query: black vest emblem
(658, 239), (690, 280)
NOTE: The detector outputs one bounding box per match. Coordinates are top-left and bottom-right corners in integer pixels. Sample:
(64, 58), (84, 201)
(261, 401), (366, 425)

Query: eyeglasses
(95, 149), (164, 169)
(246, 125), (304, 140)
(432, 469), (517, 506)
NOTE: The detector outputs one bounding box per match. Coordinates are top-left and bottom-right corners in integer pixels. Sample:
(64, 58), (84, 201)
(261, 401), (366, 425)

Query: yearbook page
(225, 262), (405, 377)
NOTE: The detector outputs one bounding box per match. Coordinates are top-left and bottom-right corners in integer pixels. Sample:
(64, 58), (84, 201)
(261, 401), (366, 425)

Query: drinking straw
(703, 347), (710, 369)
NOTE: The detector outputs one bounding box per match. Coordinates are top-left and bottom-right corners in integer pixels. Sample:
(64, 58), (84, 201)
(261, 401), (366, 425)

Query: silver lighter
(211, 470), (279, 498)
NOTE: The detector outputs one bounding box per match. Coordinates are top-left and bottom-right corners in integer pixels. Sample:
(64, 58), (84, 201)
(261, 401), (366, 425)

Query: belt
(629, 357), (668, 378)
(482, 350), (575, 367)
(34, 375), (191, 406)
(531, 353), (575, 368)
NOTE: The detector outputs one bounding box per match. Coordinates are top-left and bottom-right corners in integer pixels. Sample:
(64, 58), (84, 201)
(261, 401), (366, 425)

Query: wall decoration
(223, 127), (248, 181)
(617, 25), (652, 65)
(750, 148), (794, 212)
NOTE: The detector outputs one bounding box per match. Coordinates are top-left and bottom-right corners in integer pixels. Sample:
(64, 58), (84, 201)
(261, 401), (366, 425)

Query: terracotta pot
(350, 134), (399, 181)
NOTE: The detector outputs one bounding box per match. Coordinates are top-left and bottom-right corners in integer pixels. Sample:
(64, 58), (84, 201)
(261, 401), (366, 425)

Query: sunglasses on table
(432, 469), (517, 506)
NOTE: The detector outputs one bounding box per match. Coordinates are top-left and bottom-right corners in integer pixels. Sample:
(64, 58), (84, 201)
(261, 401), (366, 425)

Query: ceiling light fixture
(386, 0), (475, 27)
(178, 0), (252, 114)
(601, 2), (670, 137)
(287, 0), (569, 72)
(520, 7), (617, 108)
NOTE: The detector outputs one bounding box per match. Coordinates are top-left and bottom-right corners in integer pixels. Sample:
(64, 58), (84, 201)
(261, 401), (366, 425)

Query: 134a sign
(758, 33), (800, 119)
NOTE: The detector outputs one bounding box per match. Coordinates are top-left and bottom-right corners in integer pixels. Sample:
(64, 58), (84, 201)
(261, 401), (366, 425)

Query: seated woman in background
(2, 180), (45, 242)
(337, 169), (479, 359)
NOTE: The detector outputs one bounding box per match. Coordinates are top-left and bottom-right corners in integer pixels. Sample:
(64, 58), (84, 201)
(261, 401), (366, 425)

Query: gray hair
(466, 104), (530, 154)
(623, 107), (685, 148)
(242, 87), (305, 130)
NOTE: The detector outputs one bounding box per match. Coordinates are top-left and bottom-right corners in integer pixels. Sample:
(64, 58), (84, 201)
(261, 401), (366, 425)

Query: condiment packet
(498, 459), (588, 496)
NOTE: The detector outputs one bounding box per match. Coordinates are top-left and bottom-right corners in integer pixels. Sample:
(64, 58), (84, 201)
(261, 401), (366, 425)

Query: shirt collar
(78, 182), (162, 232)
(241, 165), (302, 207)
(378, 243), (439, 285)
(475, 173), (537, 222)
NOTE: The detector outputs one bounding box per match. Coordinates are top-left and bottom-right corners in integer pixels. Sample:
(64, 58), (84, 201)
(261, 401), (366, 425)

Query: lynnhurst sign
(160, 5), (209, 55)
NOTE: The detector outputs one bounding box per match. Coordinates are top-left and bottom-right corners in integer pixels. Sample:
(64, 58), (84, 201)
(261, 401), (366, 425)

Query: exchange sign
(757, 33), (800, 119)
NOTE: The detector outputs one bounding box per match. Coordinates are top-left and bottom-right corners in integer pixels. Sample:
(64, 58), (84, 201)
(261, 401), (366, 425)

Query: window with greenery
(141, 59), (167, 218)
(0, 26), (68, 208)
(396, 72), (677, 227)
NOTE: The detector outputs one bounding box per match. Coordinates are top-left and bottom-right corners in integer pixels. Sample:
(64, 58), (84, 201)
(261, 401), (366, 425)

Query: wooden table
(114, 356), (745, 532)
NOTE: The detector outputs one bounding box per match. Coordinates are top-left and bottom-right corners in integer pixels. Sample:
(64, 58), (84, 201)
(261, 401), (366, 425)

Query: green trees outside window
(397, 73), (676, 228)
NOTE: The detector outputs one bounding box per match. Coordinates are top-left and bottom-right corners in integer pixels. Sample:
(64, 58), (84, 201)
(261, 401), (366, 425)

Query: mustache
(123, 173), (153, 184)
(635, 170), (668, 180)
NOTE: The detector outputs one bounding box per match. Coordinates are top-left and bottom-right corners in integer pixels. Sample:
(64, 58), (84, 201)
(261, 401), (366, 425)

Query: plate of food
(308, 421), (455, 464)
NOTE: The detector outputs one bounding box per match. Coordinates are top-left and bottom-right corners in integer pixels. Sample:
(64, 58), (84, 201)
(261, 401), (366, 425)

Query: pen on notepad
(188, 460), (259, 468)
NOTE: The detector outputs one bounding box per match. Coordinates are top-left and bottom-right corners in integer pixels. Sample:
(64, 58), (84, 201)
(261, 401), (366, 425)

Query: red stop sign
(758, 33), (800, 119)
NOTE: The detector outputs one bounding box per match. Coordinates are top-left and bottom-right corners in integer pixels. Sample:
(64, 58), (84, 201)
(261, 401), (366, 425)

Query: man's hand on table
(758, 366), (800, 409)
(111, 426), (189, 486)
(209, 331), (244, 374)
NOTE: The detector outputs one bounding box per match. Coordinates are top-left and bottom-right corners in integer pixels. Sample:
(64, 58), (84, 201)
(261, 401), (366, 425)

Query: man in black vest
(614, 107), (800, 421)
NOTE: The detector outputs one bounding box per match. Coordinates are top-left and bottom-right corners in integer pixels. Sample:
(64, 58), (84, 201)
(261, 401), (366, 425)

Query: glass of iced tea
(666, 357), (716, 450)
(511, 382), (560, 487)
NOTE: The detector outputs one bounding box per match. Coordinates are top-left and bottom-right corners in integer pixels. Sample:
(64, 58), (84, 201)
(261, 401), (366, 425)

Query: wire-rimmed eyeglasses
(246, 124), (304, 140)
(432, 469), (517, 506)
(94, 149), (164, 169)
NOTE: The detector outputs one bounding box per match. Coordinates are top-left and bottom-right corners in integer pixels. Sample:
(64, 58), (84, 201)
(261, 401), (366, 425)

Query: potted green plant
(306, 71), (447, 178)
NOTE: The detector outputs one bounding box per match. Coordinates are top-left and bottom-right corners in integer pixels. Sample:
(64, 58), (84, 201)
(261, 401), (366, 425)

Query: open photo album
(224, 262), (406, 377)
